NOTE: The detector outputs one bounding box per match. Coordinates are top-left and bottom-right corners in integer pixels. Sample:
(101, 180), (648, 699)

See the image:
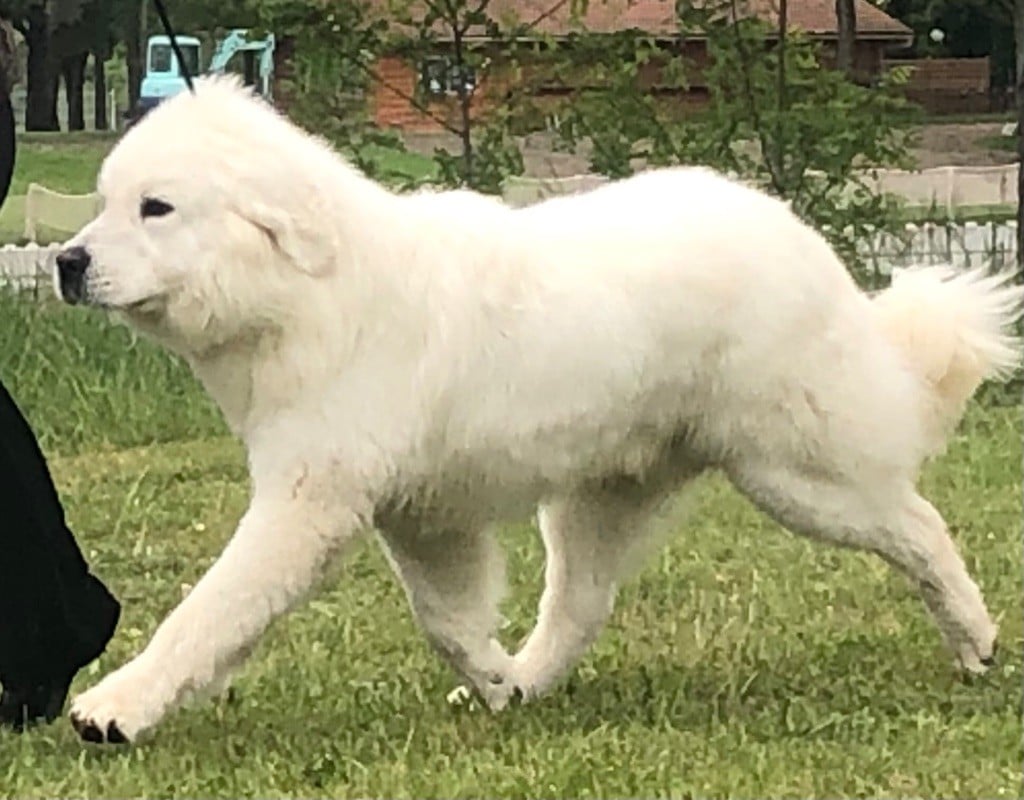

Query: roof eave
(454, 29), (915, 45)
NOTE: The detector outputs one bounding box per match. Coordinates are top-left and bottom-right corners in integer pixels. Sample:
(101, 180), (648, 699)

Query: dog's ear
(235, 198), (335, 278)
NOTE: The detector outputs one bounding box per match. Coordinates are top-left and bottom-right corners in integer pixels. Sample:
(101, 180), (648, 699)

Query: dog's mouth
(119, 295), (168, 318)
(58, 278), (167, 317)
(54, 251), (170, 314)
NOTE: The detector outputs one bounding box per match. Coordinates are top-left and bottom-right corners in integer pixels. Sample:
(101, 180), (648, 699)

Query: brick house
(369, 0), (913, 132)
(881, 57), (994, 115)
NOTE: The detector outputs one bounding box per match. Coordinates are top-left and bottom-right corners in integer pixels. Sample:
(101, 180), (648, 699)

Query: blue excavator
(129, 28), (275, 125)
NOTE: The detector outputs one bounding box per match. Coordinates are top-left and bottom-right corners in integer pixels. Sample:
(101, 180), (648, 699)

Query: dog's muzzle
(55, 246), (91, 305)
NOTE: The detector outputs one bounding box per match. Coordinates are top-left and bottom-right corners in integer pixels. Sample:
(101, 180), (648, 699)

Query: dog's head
(56, 76), (341, 353)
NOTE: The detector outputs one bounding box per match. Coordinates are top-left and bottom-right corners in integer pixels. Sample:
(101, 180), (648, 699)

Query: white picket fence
(856, 220), (1018, 275)
(0, 242), (60, 293)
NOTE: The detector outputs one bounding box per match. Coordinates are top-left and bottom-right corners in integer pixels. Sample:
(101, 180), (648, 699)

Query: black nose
(56, 246), (90, 276)
(55, 246), (91, 304)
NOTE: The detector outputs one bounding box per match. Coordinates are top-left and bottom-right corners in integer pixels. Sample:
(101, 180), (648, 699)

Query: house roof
(746, 0), (912, 38)
(377, 0), (912, 42)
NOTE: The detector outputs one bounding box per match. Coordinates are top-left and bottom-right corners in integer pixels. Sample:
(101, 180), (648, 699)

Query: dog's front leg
(69, 492), (363, 744)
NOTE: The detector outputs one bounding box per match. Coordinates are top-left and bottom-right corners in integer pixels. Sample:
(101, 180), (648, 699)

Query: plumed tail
(873, 265), (1023, 454)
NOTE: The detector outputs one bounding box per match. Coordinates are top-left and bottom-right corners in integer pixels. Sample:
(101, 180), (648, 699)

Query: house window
(420, 57), (476, 97)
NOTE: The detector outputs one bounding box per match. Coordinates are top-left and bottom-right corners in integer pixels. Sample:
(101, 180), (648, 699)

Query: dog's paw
(446, 677), (524, 712)
(70, 711), (131, 744)
(957, 637), (998, 678)
(69, 670), (159, 745)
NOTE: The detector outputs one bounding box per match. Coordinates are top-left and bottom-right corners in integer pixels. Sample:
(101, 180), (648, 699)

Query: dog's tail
(873, 265), (1023, 454)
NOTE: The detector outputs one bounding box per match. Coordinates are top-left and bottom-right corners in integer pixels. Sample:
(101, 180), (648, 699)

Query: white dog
(55, 77), (1021, 744)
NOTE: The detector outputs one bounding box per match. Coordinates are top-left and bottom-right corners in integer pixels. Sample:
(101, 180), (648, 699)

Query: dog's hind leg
(728, 461), (997, 674)
(378, 524), (516, 709)
(510, 475), (682, 704)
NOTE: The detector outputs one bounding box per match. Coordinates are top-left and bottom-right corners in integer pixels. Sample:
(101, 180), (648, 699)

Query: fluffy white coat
(57, 77), (1021, 743)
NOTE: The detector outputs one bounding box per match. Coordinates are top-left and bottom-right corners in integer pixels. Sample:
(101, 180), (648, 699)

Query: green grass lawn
(0, 292), (1020, 798)
(10, 132), (119, 196)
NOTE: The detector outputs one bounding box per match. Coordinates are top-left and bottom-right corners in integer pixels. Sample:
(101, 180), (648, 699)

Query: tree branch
(727, 0), (785, 195)
(1015, 0), (1023, 270)
(523, 0), (574, 34)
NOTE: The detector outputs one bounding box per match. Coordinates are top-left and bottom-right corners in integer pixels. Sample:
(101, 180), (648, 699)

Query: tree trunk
(1016, 0), (1023, 271)
(90, 0), (113, 132)
(93, 52), (107, 131)
(62, 52), (88, 131)
(777, 0), (787, 112)
(125, 0), (143, 111)
(0, 19), (19, 98)
(771, 0), (788, 191)
(835, 0), (856, 78)
(23, 6), (60, 131)
(451, 26), (473, 187)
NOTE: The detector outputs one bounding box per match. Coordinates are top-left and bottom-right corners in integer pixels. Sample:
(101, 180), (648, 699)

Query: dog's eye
(140, 197), (174, 219)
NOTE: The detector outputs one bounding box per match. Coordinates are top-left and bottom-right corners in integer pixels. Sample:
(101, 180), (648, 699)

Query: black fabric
(0, 85), (121, 730)
(0, 381), (121, 729)
(0, 89), (13, 204)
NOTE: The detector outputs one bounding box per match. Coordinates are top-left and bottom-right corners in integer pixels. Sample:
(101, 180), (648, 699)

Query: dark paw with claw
(70, 713), (129, 745)
(980, 640), (998, 668)
(960, 639), (999, 686)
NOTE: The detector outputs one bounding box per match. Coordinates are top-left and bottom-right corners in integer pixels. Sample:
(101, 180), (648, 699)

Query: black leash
(151, 0), (195, 94)
(0, 86), (12, 210)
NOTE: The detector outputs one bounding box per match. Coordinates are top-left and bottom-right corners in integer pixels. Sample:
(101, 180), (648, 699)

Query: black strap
(0, 0), (188, 210)
(151, 0), (195, 94)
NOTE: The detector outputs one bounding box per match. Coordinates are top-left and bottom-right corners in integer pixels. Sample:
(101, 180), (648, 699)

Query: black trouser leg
(0, 380), (120, 729)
